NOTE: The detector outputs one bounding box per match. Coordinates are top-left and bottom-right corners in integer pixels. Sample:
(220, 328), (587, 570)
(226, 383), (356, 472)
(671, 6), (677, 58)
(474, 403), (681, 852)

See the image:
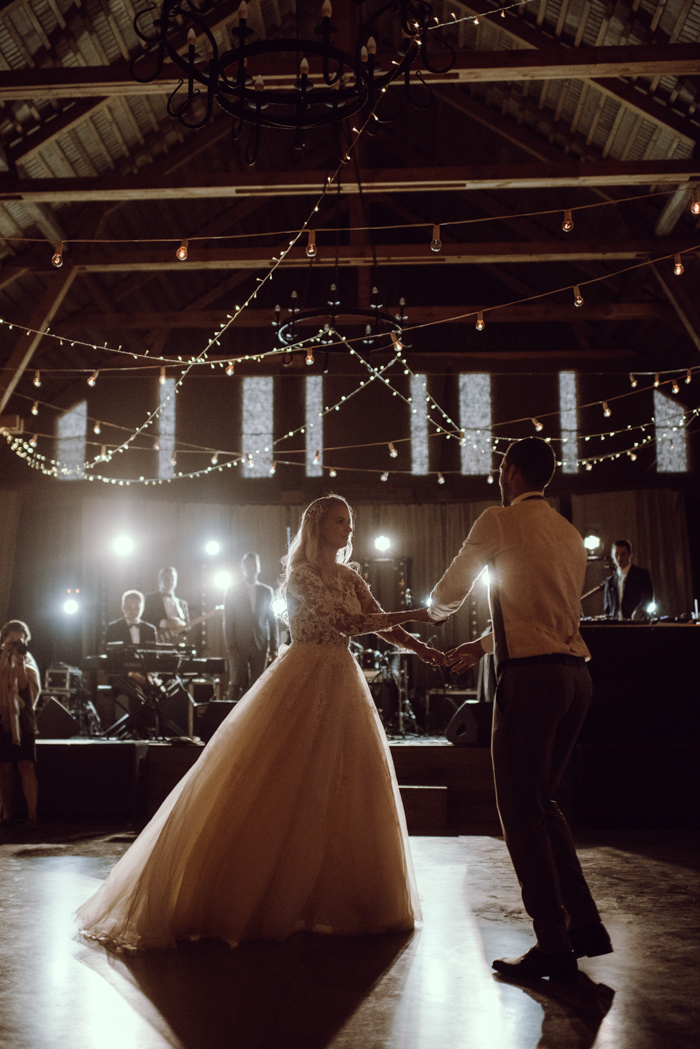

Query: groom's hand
(445, 639), (484, 674)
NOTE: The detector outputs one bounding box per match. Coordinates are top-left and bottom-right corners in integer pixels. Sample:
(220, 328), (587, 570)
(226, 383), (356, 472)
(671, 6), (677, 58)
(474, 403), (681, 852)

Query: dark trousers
(226, 642), (267, 700)
(492, 663), (600, 953)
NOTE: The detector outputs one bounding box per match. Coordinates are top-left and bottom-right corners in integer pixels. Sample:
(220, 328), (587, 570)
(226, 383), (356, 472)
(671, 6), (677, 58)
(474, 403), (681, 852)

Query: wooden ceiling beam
(1, 161), (698, 203)
(55, 302), (673, 331)
(1, 44), (698, 103)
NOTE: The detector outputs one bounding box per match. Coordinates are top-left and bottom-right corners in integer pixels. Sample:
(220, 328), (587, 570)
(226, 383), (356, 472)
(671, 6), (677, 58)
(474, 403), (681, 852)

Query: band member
(223, 553), (279, 701)
(0, 620), (41, 826)
(143, 567), (190, 643)
(603, 539), (654, 620)
(104, 591), (157, 648)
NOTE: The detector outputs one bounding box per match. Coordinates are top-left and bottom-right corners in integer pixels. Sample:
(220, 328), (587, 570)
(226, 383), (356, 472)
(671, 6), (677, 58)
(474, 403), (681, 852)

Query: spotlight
(480, 566), (490, 586)
(271, 595), (287, 617)
(647, 601), (657, 616)
(214, 569), (233, 590)
(63, 598), (79, 615)
(583, 533), (602, 554)
(374, 535), (391, 552)
(113, 535), (134, 556)
(205, 540), (221, 557)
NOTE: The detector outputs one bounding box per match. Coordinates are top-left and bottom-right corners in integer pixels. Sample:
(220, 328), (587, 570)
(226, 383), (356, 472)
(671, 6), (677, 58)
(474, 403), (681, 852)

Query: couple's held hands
(410, 607), (448, 624)
(412, 641), (447, 667)
(444, 639), (485, 674)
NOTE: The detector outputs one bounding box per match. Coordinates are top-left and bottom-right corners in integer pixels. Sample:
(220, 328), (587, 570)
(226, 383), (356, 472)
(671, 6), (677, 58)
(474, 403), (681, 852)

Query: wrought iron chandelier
(131, 0), (454, 163)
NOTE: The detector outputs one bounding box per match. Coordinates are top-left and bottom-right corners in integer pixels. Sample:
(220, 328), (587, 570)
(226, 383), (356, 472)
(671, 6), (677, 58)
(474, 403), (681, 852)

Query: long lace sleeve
(288, 565), (420, 639)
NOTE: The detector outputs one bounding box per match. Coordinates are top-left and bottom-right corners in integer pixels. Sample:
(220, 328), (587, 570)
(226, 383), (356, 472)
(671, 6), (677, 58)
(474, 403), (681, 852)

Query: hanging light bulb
(390, 331), (403, 353)
(225, 361), (235, 376)
(629, 373), (638, 389)
(159, 367), (166, 384)
(654, 373), (660, 388)
(691, 187), (700, 216)
(29, 434), (38, 447)
(100, 445), (107, 461)
(672, 380), (680, 394)
(306, 348), (314, 366)
(532, 418), (544, 432)
(87, 370), (99, 387)
(430, 225), (442, 252)
(459, 429), (466, 447)
(313, 449), (320, 464)
(584, 462), (593, 471)
(686, 368), (692, 384)
(561, 209), (574, 232)
(628, 451), (637, 461)
(437, 473), (445, 485)
(475, 311), (485, 331)
(33, 371), (41, 388)
(388, 442), (398, 458)
(305, 231), (317, 258)
(329, 468), (337, 478)
(673, 253), (684, 276)
(211, 451), (219, 465)
(31, 401), (39, 416)
(51, 243), (63, 268)
(93, 420), (101, 435)
(602, 401), (611, 418)
(380, 472), (389, 482)
(487, 472), (494, 484)
(170, 450), (177, 466)
(153, 437), (160, 451)
(573, 285), (584, 307)
(176, 239), (189, 262)
(269, 461), (277, 475)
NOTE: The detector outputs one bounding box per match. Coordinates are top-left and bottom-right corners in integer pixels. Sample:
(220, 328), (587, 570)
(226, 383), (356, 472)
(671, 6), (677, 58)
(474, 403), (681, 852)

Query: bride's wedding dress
(76, 563), (421, 948)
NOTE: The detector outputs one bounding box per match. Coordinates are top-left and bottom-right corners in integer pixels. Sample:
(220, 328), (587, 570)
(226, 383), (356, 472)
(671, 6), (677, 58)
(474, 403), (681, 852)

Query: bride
(76, 495), (445, 949)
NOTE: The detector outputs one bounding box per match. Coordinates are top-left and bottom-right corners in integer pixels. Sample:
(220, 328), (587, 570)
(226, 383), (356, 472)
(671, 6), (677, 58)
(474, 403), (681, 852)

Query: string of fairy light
(1, 0), (698, 484)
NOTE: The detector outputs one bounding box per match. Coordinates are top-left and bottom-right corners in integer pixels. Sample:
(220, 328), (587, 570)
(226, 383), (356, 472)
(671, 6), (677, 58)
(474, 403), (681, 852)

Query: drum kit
(349, 641), (420, 735)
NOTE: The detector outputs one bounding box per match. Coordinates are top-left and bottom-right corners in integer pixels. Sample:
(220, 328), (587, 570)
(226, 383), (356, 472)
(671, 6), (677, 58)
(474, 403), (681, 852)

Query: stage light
(374, 535), (391, 552)
(113, 535), (134, 556)
(63, 598), (79, 615)
(205, 540), (221, 557)
(480, 566), (490, 587)
(271, 596), (287, 617)
(214, 569), (233, 590)
(584, 533), (602, 554)
(647, 601), (657, 615)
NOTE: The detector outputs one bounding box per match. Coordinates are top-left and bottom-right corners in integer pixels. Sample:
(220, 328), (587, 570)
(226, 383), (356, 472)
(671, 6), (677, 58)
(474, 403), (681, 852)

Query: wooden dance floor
(0, 826), (697, 1049)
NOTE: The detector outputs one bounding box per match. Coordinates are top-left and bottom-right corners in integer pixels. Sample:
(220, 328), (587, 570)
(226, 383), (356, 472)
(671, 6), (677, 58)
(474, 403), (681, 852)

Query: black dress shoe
(492, 946), (578, 984)
(569, 921), (613, 959)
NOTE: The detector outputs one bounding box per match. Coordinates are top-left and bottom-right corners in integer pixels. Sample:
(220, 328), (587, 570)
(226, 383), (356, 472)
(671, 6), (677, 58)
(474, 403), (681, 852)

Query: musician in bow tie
(104, 590), (158, 649)
(143, 567), (190, 643)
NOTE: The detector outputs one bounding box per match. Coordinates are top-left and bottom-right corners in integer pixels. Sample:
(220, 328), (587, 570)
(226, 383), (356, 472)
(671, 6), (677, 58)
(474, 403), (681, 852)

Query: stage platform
(31, 736), (500, 836)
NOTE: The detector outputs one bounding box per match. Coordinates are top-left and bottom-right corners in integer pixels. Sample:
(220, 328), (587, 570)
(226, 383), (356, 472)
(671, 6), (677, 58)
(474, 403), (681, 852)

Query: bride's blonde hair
(281, 494), (355, 594)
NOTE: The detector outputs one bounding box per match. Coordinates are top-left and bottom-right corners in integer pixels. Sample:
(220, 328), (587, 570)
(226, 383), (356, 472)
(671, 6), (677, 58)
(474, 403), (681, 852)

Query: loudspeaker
(37, 696), (79, 739)
(445, 701), (492, 747)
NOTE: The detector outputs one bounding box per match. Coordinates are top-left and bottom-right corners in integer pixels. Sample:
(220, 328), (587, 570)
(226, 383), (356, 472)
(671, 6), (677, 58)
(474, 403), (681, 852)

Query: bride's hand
(413, 642), (446, 666)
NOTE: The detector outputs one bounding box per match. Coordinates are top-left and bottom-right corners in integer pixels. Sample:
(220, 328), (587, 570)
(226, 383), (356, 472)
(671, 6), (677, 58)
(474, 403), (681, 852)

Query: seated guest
(143, 567), (190, 643)
(603, 539), (654, 620)
(104, 591), (157, 649)
(0, 620), (41, 825)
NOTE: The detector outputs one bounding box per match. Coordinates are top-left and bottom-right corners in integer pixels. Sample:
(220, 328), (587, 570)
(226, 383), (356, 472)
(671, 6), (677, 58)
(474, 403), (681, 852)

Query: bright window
(459, 373), (492, 475)
(56, 400), (86, 481)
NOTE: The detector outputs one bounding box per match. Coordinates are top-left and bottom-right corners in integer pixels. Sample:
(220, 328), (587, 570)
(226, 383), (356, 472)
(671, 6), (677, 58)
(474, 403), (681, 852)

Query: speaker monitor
(37, 696), (79, 739)
(445, 701), (492, 747)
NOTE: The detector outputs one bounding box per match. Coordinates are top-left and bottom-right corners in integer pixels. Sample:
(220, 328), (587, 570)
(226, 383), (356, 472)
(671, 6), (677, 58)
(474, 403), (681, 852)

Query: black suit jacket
(103, 618), (157, 650)
(223, 582), (279, 653)
(603, 564), (654, 619)
(142, 591), (189, 631)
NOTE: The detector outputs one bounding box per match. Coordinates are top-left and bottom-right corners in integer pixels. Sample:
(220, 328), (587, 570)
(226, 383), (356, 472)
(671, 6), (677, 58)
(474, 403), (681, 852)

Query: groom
(428, 437), (612, 983)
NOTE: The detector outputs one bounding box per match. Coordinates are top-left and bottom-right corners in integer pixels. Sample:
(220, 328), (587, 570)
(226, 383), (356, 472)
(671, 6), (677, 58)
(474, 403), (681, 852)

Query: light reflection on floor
(0, 831), (697, 1049)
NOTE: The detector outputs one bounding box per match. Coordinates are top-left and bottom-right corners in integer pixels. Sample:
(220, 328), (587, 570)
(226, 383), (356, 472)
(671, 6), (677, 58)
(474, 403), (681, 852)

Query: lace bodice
(286, 564), (404, 646)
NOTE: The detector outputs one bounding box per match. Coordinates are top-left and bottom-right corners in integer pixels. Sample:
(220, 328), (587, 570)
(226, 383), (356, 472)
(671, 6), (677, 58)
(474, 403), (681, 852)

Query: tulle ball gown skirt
(76, 642), (421, 949)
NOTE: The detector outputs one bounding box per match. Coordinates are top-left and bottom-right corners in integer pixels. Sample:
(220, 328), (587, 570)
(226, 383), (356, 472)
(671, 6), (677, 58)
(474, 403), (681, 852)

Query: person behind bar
(143, 567), (190, 643)
(0, 620), (41, 826)
(603, 539), (654, 620)
(223, 553), (279, 702)
(104, 590), (157, 649)
(428, 437), (612, 984)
